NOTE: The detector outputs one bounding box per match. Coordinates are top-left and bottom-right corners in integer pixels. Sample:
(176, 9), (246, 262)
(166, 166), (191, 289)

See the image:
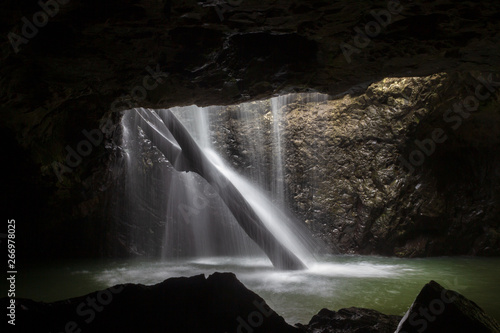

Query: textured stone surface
(1, 0), (500, 259)
(215, 74), (500, 256)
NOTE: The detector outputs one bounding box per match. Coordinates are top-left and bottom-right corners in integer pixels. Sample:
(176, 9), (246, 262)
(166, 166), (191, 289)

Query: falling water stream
(119, 93), (328, 264)
(9, 94), (500, 325)
(165, 97), (326, 265)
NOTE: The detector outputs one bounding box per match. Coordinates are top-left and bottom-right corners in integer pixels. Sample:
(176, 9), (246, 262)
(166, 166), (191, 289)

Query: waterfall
(117, 93), (328, 267)
(269, 93), (329, 207)
(118, 107), (260, 258)
(271, 96), (285, 207)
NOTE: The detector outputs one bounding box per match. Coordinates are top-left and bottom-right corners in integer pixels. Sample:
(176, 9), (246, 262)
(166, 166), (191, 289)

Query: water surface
(13, 255), (500, 325)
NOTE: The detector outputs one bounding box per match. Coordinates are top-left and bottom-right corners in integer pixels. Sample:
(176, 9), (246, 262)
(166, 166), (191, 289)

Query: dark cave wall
(1, 0), (500, 259)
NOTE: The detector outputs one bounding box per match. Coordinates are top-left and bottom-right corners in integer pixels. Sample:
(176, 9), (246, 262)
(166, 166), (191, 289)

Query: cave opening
(3, 0), (500, 331)
(10, 77), (500, 327)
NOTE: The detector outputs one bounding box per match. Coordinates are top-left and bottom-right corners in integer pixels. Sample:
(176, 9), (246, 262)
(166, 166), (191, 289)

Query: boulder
(395, 280), (500, 333)
(2, 272), (299, 333)
(4, 275), (500, 333)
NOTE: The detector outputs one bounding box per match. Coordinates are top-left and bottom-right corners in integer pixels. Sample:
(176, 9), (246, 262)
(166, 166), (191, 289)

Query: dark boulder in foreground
(3, 272), (298, 333)
(395, 280), (500, 333)
(298, 280), (500, 333)
(4, 275), (500, 333)
(298, 307), (402, 333)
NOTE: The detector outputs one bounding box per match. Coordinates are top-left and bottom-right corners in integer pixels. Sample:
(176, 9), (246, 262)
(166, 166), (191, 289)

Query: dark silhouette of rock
(298, 307), (402, 333)
(395, 280), (500, 333)
(4, 276), (500, 333)
(2, 272), (299, 333)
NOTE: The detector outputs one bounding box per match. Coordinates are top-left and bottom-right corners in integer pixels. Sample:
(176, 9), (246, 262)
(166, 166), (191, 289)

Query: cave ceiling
(1, 0), (500, 126)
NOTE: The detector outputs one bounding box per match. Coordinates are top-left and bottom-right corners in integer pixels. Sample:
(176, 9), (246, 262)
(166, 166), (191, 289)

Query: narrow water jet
(271, 96), (285, 207)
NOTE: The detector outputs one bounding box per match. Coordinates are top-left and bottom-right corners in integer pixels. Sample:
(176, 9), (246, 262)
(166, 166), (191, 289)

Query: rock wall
(215, 73), (500, 256)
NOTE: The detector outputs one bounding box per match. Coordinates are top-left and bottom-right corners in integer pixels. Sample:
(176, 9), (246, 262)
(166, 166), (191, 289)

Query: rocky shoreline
(3, 272), (499, 333)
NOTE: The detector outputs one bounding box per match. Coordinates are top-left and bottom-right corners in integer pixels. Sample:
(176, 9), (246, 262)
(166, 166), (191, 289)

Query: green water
(9, 255), (500, 325)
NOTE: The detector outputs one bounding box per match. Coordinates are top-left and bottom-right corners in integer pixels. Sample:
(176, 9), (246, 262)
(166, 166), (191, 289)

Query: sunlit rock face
(215, 74), (500, 257)
(1, 0), (500, 259)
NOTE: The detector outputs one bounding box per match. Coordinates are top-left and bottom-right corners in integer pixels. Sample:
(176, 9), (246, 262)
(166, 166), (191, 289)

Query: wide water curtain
(118, 94), (329, 269)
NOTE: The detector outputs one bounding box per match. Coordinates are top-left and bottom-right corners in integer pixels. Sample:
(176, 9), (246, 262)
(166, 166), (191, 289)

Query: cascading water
(271, 96), (285, 207)
(117, 93), (329, 267)
(119, 107), (261, 259)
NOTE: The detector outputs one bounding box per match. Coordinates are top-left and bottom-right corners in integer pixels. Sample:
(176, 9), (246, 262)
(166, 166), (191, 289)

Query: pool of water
(10, 255), (500, 325)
